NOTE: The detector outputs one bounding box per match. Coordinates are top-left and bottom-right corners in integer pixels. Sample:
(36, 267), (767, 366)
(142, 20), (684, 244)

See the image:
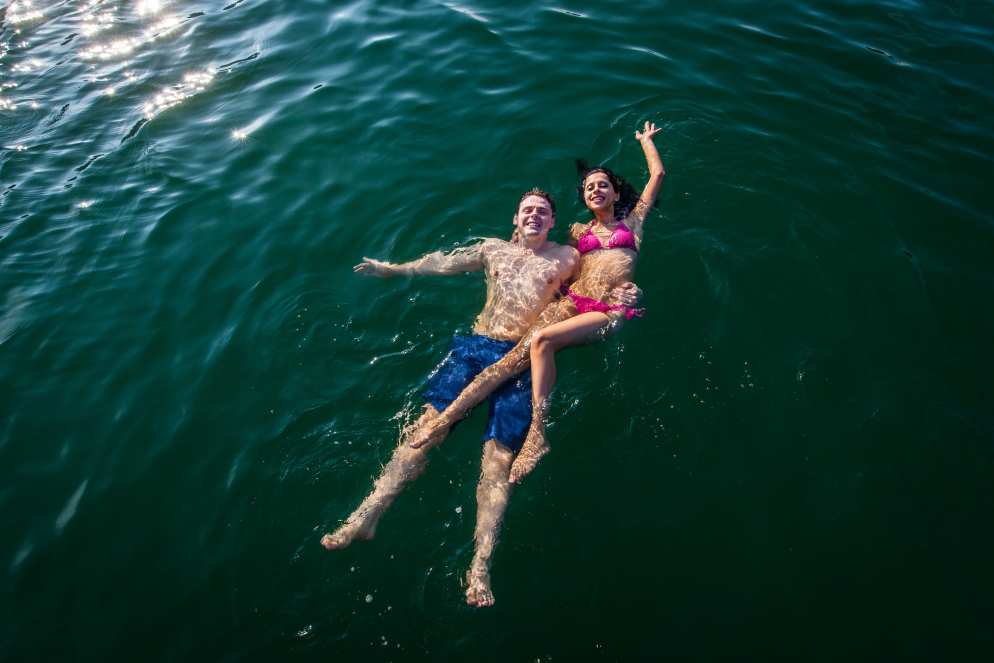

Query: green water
(2, 0), (993, 660)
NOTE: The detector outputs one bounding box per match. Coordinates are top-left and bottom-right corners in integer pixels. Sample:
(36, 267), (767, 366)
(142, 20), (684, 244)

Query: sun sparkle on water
(8, 1), (45, 24)
(137, 0), (164, 16)
(142, 71), (216, 119)
(80, 17), (182, 60)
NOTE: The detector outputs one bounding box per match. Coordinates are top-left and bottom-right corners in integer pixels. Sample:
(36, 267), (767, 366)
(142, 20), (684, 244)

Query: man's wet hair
(575, 158), (654, 219)
(517, 188), (556, 216)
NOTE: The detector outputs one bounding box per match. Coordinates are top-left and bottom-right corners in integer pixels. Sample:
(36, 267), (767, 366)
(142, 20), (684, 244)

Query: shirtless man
(321, 189), (636, 607)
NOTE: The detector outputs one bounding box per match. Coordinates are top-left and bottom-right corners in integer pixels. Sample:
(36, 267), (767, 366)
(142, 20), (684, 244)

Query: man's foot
(508, 420), (550, 484)
(465, 567), (495, 607)
(320, 515), (378, 550)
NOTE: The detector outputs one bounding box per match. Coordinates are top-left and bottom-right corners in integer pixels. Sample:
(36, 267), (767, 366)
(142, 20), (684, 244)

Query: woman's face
(583, 172), (620, 213)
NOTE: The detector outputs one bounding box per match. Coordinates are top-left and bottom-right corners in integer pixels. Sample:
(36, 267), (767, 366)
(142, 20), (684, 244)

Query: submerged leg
(409, 299), (577, 449)
(321, 405), (447, 550)
(466, 438), (515, 607)
(508, 402), (552, 485)
(509, 310), (623, 483)
(407, 350), (530, 449)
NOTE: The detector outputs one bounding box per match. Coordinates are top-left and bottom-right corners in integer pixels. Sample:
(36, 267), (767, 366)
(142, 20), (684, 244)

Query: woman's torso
(569, 220), (641, 301)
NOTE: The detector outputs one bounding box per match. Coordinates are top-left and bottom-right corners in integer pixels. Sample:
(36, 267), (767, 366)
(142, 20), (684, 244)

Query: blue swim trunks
(423, 334), (532, 453)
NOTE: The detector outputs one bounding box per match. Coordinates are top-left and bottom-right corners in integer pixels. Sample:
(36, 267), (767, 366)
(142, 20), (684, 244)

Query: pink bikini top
(577, 221), (639, 256)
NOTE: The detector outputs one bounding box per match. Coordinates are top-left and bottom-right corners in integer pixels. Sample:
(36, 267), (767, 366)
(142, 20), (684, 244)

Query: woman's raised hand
(635, 121), (661, 143)
(631, 121), (665, 215)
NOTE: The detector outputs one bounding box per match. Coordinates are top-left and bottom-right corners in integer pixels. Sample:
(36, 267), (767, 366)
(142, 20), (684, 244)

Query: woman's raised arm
(627, 121), (665, 226)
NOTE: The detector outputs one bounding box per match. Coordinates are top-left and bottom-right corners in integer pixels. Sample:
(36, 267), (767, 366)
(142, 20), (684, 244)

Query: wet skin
(410, 123), (665, 484)
(327, 195), (578, 607)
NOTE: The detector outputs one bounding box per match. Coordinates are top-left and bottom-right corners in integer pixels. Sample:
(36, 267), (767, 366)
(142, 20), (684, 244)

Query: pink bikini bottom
(567, 289), (644, 320)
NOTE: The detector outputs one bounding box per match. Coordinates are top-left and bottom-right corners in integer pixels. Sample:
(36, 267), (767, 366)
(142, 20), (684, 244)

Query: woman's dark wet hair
(517, 187), (556, 215)
(575, 158), (650, 219)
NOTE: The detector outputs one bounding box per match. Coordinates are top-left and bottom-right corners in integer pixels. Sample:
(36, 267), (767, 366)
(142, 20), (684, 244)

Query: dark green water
(2, 0), (993, 660)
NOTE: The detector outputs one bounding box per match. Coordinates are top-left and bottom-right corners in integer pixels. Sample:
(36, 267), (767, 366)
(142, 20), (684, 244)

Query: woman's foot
(509, 419), (550, 483)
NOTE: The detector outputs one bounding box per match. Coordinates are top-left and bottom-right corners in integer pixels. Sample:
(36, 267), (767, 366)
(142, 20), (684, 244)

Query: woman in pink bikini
(412, 122), (665, 481)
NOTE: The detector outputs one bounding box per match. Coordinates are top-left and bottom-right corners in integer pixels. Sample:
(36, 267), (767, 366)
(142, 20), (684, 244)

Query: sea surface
(2, 0), (993, 660)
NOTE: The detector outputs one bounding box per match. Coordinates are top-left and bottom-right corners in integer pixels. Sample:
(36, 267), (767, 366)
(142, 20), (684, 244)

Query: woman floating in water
(410, 122), (665, 481)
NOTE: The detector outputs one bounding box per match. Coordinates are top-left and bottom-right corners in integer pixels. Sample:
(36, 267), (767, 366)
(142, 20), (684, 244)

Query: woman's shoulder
(621, 212), (646, 238)
(569, 221), (591, 240)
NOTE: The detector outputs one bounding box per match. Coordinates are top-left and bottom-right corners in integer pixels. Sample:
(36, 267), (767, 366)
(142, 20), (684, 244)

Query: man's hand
(354, 257), (395, 278)
(609, 282), (642, 307)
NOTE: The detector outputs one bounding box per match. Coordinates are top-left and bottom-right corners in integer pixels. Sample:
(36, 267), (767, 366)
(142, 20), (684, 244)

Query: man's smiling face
(514, 194), (555, 240)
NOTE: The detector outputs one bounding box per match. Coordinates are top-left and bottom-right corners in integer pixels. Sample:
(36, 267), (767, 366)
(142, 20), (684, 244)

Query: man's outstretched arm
(354, 244), (485, 278)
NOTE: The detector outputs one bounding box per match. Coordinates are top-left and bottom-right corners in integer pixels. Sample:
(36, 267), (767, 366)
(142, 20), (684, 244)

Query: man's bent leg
(321, 404), (448, 550)
(466, 438), (515, 607)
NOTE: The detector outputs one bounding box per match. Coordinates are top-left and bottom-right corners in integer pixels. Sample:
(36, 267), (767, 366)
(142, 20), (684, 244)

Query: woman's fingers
(638, 121), (661, 140)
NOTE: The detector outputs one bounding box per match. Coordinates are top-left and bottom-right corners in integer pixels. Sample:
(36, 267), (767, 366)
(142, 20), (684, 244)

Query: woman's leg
(509, 310), (626, 483)
(408, 298), (576, 448)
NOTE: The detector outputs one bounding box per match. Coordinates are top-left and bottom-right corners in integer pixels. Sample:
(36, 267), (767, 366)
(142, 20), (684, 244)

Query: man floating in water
(321, 189), (639, 607)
